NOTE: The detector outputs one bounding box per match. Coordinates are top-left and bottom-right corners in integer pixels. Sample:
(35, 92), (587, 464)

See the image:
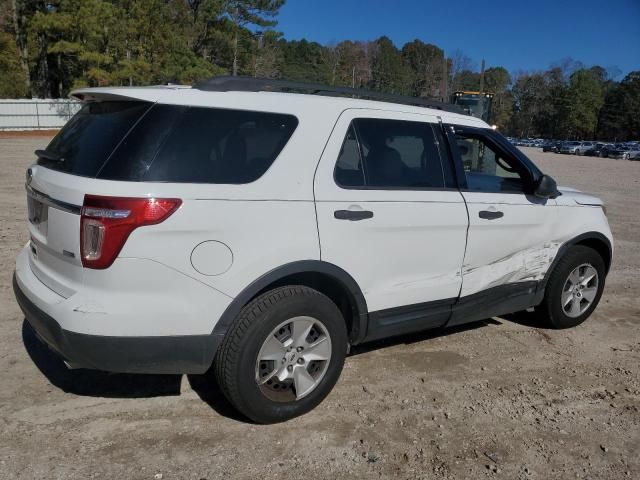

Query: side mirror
(534, 174), (560, 199)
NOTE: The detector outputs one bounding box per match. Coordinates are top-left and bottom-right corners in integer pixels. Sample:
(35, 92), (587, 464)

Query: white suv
(14, 77), (613, 423)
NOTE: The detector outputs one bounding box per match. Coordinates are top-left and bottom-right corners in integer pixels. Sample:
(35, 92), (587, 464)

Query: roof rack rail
(193, 76), (465, 115)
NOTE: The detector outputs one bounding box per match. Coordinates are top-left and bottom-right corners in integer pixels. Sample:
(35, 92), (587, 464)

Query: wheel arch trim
(540, 231), (612, 292)
(211, 260), (368, 345)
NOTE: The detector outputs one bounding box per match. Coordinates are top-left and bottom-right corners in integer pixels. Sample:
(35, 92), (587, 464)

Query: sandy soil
(0, 130), (59, 139)
(0, 139), (638, 480)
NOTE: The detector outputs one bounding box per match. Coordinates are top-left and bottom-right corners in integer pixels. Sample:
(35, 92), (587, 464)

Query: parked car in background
(543, 141), (561, 153)
(560, 141), (581, 154)
(608, 144), (633, 160)
(626, 146), (640, 161)
(575, 142), (595, 155)
(583, 143), (610, 157)
(599, 144), (618, 158)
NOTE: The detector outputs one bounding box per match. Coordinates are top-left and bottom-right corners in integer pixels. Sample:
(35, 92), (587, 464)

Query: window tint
(335, 124), (365, 187)
(100, 105), (298, 183)
(97, 104), (186, 180)
(39, 101), (151, 177)
(334, 118), (445, 189)
(455, 132), (525, 193)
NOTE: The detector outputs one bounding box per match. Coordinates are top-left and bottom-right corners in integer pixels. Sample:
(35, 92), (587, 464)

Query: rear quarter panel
(119, 199), (321, 298)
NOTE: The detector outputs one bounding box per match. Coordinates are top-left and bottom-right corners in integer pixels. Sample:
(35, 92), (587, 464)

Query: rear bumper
(13, 262), (222, 374)
(13, 239), (234, 373)
(14, 273), (222, 374)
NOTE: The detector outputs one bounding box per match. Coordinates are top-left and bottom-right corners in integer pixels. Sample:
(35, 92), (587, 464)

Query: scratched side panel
(462, 239), (563, 292)
(459, 194), (563, 297)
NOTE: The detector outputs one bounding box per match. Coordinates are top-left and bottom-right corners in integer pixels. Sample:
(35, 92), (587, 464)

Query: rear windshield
(39, 101), (151, 176)
(40, 102), (298, 184)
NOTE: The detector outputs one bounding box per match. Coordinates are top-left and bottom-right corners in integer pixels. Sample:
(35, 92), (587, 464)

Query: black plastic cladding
(193, 76), (466, 115)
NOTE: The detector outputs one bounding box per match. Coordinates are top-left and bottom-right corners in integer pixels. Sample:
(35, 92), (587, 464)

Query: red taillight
(80, 195), (181, 269)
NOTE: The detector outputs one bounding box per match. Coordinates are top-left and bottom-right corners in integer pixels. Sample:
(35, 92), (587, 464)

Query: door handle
(478, 210), (504, 220)
(334, 209), (374, 221)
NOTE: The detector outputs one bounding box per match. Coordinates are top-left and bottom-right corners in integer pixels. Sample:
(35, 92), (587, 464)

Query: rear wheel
(536, 246), (606, 328)
(214, 286), (347, 423)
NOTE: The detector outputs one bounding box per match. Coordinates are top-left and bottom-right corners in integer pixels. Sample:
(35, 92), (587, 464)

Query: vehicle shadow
(22, 319), (242, 419)
(348, 318), (502, 356)
(22, 320), (181, 398)
(22, 316), (515, 422)
(186, 374), (248, 422)
(498, 310), (549, 329)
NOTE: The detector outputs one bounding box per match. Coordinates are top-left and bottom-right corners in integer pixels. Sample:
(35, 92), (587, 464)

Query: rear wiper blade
(34, 149), (63, 162)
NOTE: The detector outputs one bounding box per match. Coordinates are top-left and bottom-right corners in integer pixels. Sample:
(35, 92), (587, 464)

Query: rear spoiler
(70, 85), (190, 103)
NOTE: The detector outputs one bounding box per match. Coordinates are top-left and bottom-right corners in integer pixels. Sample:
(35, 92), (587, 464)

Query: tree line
(1, 0), (638, 141)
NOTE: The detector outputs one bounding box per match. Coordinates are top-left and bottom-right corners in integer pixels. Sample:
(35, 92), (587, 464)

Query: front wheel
(214, 286), (347, 423)
(536, 245), (606, 328)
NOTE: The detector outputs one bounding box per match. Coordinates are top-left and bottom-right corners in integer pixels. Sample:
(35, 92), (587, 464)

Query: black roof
(193, 76), (465, 115)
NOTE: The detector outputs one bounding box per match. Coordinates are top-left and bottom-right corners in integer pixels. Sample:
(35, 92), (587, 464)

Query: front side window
(455, 131), (527, 193)
(334, 118), (445, 189)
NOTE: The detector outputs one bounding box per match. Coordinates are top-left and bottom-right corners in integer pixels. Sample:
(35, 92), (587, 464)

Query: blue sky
(276, 0), (640, 79)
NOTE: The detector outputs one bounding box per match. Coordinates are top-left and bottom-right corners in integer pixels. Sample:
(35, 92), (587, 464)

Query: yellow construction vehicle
(451, 91), (494, 123)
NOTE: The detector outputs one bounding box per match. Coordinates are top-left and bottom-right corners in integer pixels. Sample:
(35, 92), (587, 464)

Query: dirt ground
(0, 138), (638, 480)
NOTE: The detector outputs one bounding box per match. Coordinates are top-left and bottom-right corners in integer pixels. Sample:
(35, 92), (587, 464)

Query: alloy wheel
(255, 316), (332, 402)
(561, 263), (599, 318)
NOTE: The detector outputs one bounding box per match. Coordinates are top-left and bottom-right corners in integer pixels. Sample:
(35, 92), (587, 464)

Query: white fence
(0, 99), (80, 130)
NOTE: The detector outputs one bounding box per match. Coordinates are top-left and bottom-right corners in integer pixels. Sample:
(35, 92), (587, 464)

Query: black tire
(536, 245), (606, 329)
(214, 285), (347, 423)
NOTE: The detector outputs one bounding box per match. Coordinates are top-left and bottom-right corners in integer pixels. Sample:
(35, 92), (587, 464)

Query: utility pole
(232, 7), (239, 76)
(442, 55), (448, 102)
(352, 67), (356, 88)
(479, 58), (486, 120)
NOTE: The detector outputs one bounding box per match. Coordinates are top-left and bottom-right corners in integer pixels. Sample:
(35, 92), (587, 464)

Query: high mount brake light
(80, 195), (181, 269)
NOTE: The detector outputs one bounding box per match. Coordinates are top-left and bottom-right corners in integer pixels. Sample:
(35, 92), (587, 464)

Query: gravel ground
(0, 139), (638, 480)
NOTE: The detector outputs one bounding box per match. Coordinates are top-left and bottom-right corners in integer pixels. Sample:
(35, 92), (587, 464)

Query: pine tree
(223, 0), (284, 76)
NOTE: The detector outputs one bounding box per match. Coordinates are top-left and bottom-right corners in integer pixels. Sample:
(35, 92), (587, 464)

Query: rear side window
(334, 124), (365, 187)
(99, 105), (298, 183)
(334, 118), (446, 189)
(39, 101), (151, 176)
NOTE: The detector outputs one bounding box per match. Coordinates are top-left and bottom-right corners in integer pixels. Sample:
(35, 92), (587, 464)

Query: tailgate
(26, 167), (84, 298)
(24, 99), (153, 297)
